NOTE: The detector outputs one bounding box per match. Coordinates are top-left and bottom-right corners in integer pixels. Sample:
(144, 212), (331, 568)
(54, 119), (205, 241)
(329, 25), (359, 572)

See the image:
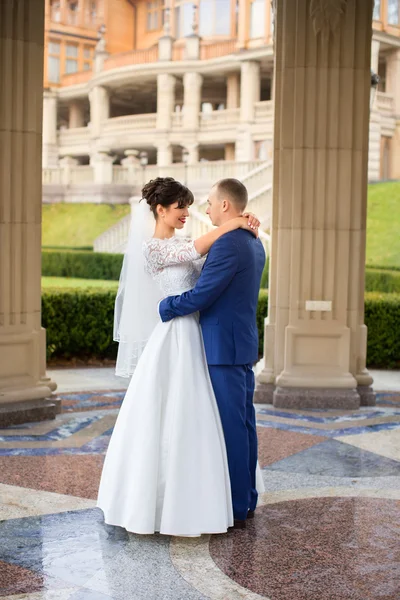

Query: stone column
(42, 90), (59, 167)
(0, 0), (57, 426)
(157, 74), (176, 131)
(227, 73), (240, 109)
(157, 142), (173, 167)
(225, 143), (236, 161)
(186, 143), (199, 164)
(240, 61), (260, 122)
(386, 49), (400, 179)
(90, 151), (114, 184)
(256, 0), (375, 409)
(183, 72), (203, 130)
(69, 100), (85, 129)
(89, 85), (110, 139)
(236, 61), (260, 161)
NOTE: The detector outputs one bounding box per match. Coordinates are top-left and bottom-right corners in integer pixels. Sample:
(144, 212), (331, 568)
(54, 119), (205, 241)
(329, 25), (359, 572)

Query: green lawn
(366, 181), (400, 269)
(42, 204), (131, 248)
(42, 277), (118, 291)
(42, 182), (400, 269)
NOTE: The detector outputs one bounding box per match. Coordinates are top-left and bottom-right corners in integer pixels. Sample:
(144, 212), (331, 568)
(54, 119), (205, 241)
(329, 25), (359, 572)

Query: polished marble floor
(1, 372), (400, 599)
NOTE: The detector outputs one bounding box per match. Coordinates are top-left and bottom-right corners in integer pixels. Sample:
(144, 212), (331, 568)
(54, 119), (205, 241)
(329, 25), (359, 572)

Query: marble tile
(0, 509), (126, 588)
(0, 456), (104, 500)
(68, 589), (114, 600)
(266, 439), (400, 477)
(338, 428), (400, 463)
(1, 589), (77, 600)
(257, 412), (400, 436)
(209, 496), (400, 600)
(84, 536), (207, 600)
(170, 536), (265, 600)
(257, 427), (326, 467)
(0, 560), (44, 596)
(0, 483), (96, 521)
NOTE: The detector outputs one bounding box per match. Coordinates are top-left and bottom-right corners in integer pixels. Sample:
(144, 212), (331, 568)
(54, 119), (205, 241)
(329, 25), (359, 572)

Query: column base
(254, 382), (274, 404)
(0, 397), (61, 427)
(273, 387), (360, 410)
(357, 385), (376, 407)
(0, 385), (61, 427)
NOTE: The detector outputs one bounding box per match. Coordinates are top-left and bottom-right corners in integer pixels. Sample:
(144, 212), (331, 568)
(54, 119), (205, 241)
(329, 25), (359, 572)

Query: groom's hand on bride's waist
(159, 297), (175, 322)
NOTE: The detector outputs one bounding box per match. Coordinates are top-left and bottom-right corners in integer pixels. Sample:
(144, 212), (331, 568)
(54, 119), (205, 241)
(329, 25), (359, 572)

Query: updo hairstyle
(142, 177), (194, 218)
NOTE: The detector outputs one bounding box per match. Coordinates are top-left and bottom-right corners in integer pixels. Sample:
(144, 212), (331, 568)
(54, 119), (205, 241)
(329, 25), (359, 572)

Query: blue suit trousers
(208, 364), (258, 521)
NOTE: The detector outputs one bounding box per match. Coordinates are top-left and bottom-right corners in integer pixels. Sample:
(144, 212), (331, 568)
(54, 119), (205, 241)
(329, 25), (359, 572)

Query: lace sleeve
(143, 238), (201, 276)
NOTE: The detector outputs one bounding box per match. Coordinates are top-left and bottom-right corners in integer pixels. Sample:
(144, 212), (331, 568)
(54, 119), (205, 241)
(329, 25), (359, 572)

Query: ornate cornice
(310, 0), (349, 41)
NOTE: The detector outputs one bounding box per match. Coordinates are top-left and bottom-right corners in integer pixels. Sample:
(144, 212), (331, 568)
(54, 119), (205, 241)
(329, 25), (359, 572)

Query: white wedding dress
(97, 237), (234, 536)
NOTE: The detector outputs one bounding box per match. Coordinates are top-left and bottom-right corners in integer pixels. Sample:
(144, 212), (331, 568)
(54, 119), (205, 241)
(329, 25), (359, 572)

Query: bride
(97, 177), (260, 536)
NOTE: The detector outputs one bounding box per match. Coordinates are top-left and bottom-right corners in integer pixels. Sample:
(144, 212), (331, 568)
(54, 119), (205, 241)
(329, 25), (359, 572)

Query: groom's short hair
(215, 178), (248, 211)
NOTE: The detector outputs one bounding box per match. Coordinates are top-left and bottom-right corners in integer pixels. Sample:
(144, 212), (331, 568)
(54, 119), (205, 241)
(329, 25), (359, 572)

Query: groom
(159, 178), (265, 527)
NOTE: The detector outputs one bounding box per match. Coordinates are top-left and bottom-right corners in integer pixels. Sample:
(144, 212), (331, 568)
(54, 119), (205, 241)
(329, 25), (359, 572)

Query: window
(83, 46), (93, 71)
(147, 1), (164, 31)
(65, 44), (78, 74)
(388, 0), (400, 25)
(67, 0), (79, 25)
(250, 0), (265, 39)
(89, 0), (97, 24)
(373, 0), (381, 20)
(175, 1), (193, 38)
(48, 40), (60, 83)
(199, 0), (230, 36)
(50, 0), (61, 22)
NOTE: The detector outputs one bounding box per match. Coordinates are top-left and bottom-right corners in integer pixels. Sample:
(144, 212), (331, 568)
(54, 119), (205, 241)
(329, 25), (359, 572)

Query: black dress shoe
(229, 519), (246, 530)
(247, 510), (255, 520)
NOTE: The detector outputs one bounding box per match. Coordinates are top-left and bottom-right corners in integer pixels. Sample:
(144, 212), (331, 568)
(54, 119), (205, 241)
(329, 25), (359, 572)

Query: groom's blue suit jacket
(159, 229), (266, 365)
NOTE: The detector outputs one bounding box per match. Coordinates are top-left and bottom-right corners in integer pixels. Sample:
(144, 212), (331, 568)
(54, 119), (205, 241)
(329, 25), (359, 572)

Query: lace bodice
(143, 237), (205, 296)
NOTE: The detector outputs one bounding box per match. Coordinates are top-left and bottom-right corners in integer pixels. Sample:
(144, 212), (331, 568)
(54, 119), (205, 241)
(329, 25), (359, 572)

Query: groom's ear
(221, 198), (229, 212)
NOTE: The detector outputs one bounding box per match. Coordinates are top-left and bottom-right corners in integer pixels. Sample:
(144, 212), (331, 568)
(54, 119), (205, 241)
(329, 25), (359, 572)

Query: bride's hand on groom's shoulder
(240, 213), (260, 238)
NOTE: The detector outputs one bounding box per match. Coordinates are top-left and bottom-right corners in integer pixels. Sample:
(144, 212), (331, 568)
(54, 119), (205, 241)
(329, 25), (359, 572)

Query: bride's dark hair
(142, 177), (194, 217)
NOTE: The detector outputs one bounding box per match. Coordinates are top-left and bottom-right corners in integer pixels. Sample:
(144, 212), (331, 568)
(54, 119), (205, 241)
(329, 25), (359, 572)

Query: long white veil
(114, 199), (162, 377)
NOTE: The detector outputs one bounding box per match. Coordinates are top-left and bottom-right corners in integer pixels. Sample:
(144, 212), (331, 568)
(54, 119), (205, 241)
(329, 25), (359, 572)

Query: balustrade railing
(254, 101), (274, 121)
(376, 92), (395, 114)
(103, 114), (157, 133)
(200, 108), (240, 129)
(104, 46), (159, 70)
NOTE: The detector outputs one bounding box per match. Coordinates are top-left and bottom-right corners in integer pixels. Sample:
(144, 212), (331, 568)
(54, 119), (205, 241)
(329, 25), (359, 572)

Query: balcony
(56, 102), (274, 154)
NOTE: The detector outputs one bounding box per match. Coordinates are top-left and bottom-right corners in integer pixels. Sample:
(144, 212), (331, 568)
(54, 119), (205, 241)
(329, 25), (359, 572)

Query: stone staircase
(93, 160), (272, 254)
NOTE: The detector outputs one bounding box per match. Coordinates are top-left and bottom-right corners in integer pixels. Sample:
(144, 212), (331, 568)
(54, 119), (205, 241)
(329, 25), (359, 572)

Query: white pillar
(157, 142), (173, 167)
(237, 61), (260, 161)
(90, 151), (114, 184)
(183, 72), (203, 130)
(240, 61), (260, 123)
(42, 90), (59, 167)
(0, 0), (57, 424)
(157, 74), (176, 130)
(386, 49), (400, 179)
(89, 86), (110, 139)
(59, 155), (78, 185)
(69, 100), (85, 128)
(371, 39), (380, 75)
(186, 143), (199, 165)
(227, 73), (240, 110)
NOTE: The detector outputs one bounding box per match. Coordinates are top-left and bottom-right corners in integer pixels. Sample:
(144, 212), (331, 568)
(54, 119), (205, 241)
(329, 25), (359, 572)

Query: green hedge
(365, 268), (400, 294)
(260, 264), (400, 293)
(42, 251), (123, 281)
(42, 288), (400, 368)
(42, 289), (118, 360)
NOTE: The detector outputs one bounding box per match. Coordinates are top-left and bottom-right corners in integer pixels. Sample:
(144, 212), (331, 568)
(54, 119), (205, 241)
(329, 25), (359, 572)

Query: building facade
(42, 0), (400, 186)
